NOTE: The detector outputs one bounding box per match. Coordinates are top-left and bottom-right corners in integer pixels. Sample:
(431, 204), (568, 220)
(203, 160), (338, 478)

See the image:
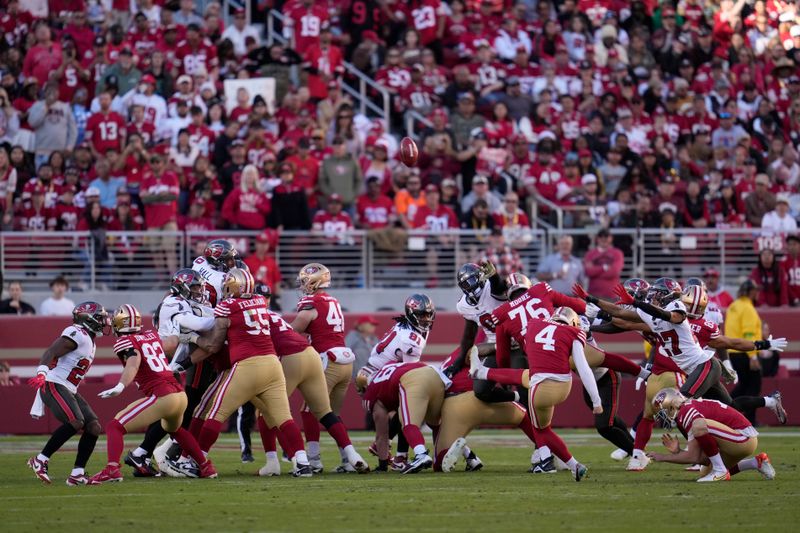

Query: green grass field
(1, 429), (798, 532)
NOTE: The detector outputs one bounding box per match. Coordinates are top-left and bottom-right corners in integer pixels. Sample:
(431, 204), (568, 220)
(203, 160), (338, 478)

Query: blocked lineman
(190, 268), (315, 477)
(649, 388), (776, 483)
(90, 305), (216, 483)
(254, 284), (368, 476)
(291, 263), (358, 473)
(363, 362), (448, 474)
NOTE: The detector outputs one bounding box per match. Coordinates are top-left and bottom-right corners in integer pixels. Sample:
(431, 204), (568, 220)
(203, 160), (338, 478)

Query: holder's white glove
(179, 332), (199, 345)
(169, 360), (188, 373)
(584, 303), (601, 320)
(721, 359), (739, 385)
(98, 383), (124, 398)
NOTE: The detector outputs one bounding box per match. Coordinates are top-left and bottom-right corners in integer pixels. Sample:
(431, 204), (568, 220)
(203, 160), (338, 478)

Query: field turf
(1, 429), (798, 532)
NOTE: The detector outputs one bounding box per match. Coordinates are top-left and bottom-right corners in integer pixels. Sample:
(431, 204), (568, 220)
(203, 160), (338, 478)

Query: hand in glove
(98, 383), (125, 398)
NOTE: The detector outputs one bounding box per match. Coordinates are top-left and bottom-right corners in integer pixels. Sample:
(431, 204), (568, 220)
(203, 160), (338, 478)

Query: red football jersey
(441, 349), (472, 395)
(215, 295), (278, 363)
(492, 283), (586, 367)
(113, 329), (182, 397)
(296, 292), (346, 353)
(268, 310), (310, 357)
(782, 255), (800, 304)
(286, 4), (330, 51)
(689, 317), (721, 349)
(411, 204), (458, 231)
(356, 194), (394, 228)
(524, 318), (586, 375)
(86, 112), (126, 155)
(175, 38), (218, 75)
(401, 0), (445, 45)
(53, 203), (81, 231)
(312, 211), (353, 234)
(676, 399), (753, 436)
(362, 362), (427, 412)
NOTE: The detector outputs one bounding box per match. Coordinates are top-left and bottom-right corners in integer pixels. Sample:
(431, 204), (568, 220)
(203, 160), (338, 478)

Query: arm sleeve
(175, 313), (216, 332)
(552, 291), (587, 314)
(572, 339), (601, 407)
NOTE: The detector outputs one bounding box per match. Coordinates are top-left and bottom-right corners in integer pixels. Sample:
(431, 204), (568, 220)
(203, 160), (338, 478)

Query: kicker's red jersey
(268, 310), (310, 357)
(524, 319), (586, 375)
(113, 329), (182, 397)
(362, 362), (427, 413)
(688, 317), (721, 349)
(296, 292), (346, 353)
(492, 282), (587, 367)
(676, 399), (753, 436)
(215, 295), (277, 363)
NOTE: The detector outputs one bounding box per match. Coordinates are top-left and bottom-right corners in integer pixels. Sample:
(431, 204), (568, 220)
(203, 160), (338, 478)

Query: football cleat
(402, 453), (433, 474)
(465, 451), (484, 472)
(554, 456), (570, 471)
(125, 451), (160, 477)
(390, 456), (408, 472)
(756, 452), (775, 480)
(574, 463), (589, 482)
(769, 391), (787, 425)
(308, 455), (324, 474)
(292, 463), (314, 478)
(697, 470), (730, 483)
(348, 454), (370, 474)
(66, 473), (97, 486)
(531, 448), (541, 465)
(89, 464), (123, 484)
(241, 450), (254, 463)
(199, 460), (218, 479)
(258, 457), (281, 477)
(335, 461), (357, 473)
(626, 453), (650, 471)
(442, 438), (467, 473)
(164, 441), (182, 462)
(467, 346), (482, 379)
(531, 456), (557, 474)
(169, 457), (199, 478)
(27, 456), (51, 484)
(610, 449), (628, 461)
(368, 442), (379, 457)
(685, 464), (702, 472)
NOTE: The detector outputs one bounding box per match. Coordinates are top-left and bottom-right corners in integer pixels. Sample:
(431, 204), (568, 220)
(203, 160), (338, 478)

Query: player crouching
(90, 305), (217, 483)
(649, 388), (775, 482)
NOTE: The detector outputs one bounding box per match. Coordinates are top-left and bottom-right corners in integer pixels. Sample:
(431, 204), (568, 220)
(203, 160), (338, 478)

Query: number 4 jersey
(296, 292), (354, 364)
(113, 329), (182, 397)
(636, 300), (712, 375)
(47, 325), (96, 394)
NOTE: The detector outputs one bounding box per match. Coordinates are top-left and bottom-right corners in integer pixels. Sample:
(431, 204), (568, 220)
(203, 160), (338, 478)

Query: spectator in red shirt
(221, 164), (271, 230)
(22, 22), (63, 86)
(704, 267), (734, 310)
(583, 228), (625, 299)
(355, 177), (395, 229)
(140, 153), (179, 274)
(312, 193), (354, 245)
(750, 248), (789, 307)
(244, 229), (283, 307)
(85, 91), (127, 158)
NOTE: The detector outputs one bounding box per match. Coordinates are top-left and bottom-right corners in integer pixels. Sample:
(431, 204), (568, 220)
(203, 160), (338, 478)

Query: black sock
(631, 410), (644, 432)
(74, 431), (98, 468)
(140, 421), (168, 455)
(598, 420), (635, 454)
(396, 431), (409, 455)
(41, 423), (78, 458)
(733, 396), (766, 412)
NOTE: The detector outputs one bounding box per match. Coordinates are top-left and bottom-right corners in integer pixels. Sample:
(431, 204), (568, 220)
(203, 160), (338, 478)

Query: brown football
(399, 137), (419, 167)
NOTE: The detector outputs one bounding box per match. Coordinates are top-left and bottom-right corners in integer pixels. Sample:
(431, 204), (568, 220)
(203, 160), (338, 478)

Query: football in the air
(399, 137), (419, 167)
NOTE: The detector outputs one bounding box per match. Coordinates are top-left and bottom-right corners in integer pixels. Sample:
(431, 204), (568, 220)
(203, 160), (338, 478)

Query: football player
(27, 302), (108, 486)
(190, 268), (314, 476)
(649, 388), (775, 482)
(90, 305), (216, 483)
(363, 361), (448, 474)
(254, 284), (368, 476)
(291, 263), (357, 473)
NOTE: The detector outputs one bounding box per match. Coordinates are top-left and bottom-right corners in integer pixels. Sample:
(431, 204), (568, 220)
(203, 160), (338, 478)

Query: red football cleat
(200, 459), (218, 479)
(27, 456), (51, 484)
(89, 464), (123, 484)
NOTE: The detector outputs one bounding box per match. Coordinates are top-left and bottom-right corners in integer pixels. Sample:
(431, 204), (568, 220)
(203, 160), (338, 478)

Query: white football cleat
(756, 453), (775, 480)
(531, 448), (541, 465)
(626, 453), (650, 472)
(258, 457), (281, 477)
(610, 448), (628, 461)
(685, 464), (702, 472)
(769, 391), (787, 425)
(697, 470), (730, 483)
(345, 451), (370, 473)
(335, 461), (357, 473)
(442, 438), (467, 473)
(309, 455), (324, 474)
(402, 453), (433, 474)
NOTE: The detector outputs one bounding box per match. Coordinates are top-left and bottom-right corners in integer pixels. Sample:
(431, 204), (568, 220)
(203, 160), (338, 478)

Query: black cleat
(292, 463), (314, 478)
(125, 451), (161, 477)
(530, 456), (557, 474)
(165, 442), (182, 462)
(241, 450), (254, 463)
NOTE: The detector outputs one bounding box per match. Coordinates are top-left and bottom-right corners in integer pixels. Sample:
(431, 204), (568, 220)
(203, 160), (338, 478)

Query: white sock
(343, 444), (357, 460)
(638, 368), (650, 380)
(37, 453), (49, 462)
(566, 457), (578, 471)
(708, 453), (726, 472)
(764, 396), (777, 409)
(266, 451), (278, 462)
(629, 429), (636, 437)
(632, 448), (644, 458)
(70, 467), (84, 476)
(307, 441), (320, 458)
(538, 446), (552, 460)
(413, 444), (427, 456)
(132, 447), (148, 458)
(295, 451), (309, 464)
(462, 445), (472, 459)
(513, 391), (520, 402)
(737, 457), (759, 472)
(474, 367), (489, 380)
(339, 447), (348, 461)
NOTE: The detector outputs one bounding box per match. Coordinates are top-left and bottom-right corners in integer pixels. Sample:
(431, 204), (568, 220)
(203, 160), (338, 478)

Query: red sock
(633, 417), (654, 451)
(402, 424), (425, 449)
(536, 426), (573, 463)
(434, 449), (446, 472)
(601, 351), (642, 377)
(171, 427), (206, 465)
(257, 416), (276, 453)
(326, 421), (352, 448)
(106, 419), (127, 465)
(730, 464), (741, 475)
(198, 419), (224, 453)
(279, 420), (305, 458)
(301, 410), (320, 443)
(487, 368), (526, 386)
(517, 415), (537, 445)
(695, 432), (720, 458)
(188, 417), (205, 440)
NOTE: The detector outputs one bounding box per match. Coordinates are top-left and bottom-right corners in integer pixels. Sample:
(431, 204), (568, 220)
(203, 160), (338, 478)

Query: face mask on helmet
(73, 302), (111, 337)
(171, 269), (207, 304)
(654, 408), (677, 429)
(623, 278), (650, 301)
(647, 278), (681, 307)
(457, 264), (484, 305)
(405, 294), (435, 332)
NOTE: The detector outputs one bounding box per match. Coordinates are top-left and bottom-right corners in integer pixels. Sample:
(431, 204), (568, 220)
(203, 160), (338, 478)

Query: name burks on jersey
(456, 280), (505, 342)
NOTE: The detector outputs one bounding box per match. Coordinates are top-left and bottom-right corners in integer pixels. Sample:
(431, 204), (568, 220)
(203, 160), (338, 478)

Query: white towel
(30, 390), (45, 419)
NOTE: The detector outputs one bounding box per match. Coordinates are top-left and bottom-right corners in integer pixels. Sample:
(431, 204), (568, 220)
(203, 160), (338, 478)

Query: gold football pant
(528, 377), (571, 429)
(706, 420), (758, 468)
(398, 367), (445, 428)
(435, 392), (526, 455)
(325, 361), (352, 415)
(116, 392), (188, 433)
(210, 355), (292, 429)
(192, 369), (232, 420)
(282, 347), (332, 420)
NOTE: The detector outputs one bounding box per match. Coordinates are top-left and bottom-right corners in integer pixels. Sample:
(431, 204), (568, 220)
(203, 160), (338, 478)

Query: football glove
(612, 284), (634, 305)
(584, 302), (601, 319)
(27, 365), (49, 390)
(98, 383), (125, 398)
(479, 260), (497, 279)
(721, 359), (738, 385)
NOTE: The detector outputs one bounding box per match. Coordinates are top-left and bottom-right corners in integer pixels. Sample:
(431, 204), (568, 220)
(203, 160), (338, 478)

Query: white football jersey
(704, 301), (724, 327)
(636, 299), (712, 374)
(456, 280), (506, 343)
(46, 325), (96, 394)
(366, 322), (428, 375)
(157, 295), (212, 338)
(192, 256), (226, 307)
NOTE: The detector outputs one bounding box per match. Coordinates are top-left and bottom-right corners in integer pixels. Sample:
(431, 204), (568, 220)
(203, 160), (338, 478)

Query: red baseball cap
(141, 74), (156, 85)
(355, 316), (379, 326)
(704, 268), (720, 278)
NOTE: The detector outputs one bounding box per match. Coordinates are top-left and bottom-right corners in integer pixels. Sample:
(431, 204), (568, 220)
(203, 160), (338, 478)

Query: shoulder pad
(667, 300), (687, 313)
